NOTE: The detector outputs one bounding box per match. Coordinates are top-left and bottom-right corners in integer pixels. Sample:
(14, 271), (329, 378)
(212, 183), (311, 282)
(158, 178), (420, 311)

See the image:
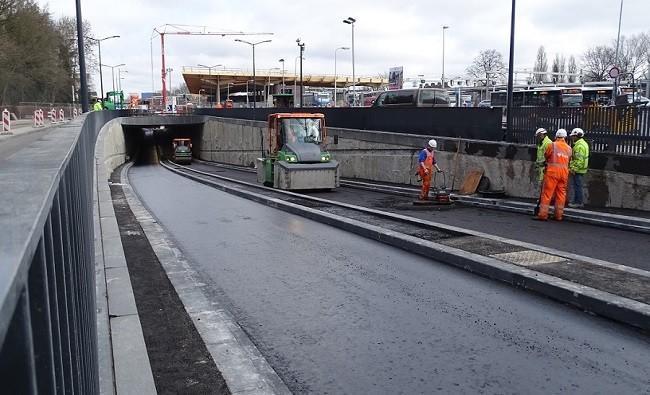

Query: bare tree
(616, 34), (649, 79)
(533, 46), (548, 83)
(582, 45), (615, 81)
(567, 55), (578, 83)
(551, 54), (560, 83)
(466, 49), (506, 85)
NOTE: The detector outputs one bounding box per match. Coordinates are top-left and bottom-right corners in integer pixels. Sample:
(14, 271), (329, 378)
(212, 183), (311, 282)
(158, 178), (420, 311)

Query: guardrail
(507, 106), (650, 156)
(0, 110), (127, 393)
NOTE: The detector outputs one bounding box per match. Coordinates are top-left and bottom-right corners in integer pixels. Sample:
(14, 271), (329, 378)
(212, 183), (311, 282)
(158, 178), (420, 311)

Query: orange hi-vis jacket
(544, 139), (572, 176)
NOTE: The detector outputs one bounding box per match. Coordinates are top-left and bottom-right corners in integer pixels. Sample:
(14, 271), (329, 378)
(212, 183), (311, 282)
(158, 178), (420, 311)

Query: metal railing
(0, 110), (125, 393)
(507, 106), (650, 156)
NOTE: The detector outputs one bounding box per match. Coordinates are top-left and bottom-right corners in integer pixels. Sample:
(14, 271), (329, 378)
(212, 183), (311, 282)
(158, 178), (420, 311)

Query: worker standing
(534, 128), (552, 184)
(535, 129), (572, 221)
(569, 128), (589, 208)
(93, 99), (103, 111)
(417, 139), (442, 201)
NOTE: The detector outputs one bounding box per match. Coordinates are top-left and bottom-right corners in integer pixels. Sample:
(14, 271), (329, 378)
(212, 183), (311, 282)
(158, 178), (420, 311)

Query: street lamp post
(245, 79), (255, 107)
(101, 63), (125, 93)
(235, 39), (272, 109)
(293, 55), (305, 101)
(74, 0), (88, 112)
(296, 39), (305, 107)
(278, 59), (285, 93)
(334, 46), (350, 107)
(118, 69), (127, 91)
(505, 0), (516, 136)
(343, 17), (356, 106)
(166, 67), (173, 96)
(442, 26), (449, 88)
(198, 63), (223, 103)
(86, 35), (120, 101)
(612, 0), (624, 103)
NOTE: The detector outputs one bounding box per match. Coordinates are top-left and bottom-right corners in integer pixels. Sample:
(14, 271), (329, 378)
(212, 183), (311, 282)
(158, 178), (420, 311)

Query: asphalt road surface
(130, 165), (650, 394)
(189, 162), (650, 271)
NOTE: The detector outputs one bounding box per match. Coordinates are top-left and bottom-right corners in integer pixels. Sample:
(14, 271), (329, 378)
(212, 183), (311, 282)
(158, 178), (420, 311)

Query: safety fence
(0, 111), (126, 393)
(507, 106), (650, 156)
(195, 107), (504, 141)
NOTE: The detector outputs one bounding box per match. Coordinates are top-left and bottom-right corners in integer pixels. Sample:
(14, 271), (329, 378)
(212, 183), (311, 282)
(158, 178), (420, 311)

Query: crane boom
(152, 24), (272, 111)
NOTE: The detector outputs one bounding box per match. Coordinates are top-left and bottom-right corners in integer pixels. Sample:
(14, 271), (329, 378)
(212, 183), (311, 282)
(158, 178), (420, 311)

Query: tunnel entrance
(123, 123), (203, 165)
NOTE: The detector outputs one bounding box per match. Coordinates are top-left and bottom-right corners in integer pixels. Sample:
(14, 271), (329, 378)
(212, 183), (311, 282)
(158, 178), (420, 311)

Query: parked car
(478, 100), (491, 108)
(373, 88), (450, 108)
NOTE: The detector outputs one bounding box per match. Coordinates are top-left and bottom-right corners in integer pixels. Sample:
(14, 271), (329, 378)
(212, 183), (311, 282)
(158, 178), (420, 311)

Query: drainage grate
(491, 250), (567, 267)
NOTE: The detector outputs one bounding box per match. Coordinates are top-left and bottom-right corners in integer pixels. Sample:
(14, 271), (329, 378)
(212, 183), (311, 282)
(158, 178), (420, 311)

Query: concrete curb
(340, 179), (650, 234)
(120, 163), (291, 395)
(163, 162), (650, 331)
(94, 125), (156, 394)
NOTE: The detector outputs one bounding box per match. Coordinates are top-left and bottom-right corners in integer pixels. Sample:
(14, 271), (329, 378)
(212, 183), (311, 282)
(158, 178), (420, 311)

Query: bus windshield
(281, 118), (323, 144)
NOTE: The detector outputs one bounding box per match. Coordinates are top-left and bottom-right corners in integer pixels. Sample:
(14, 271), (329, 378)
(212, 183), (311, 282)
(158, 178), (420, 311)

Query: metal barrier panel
(507, 106), (650, 156)
(195, 107), (504, 141)
(0, 110), (127, 393)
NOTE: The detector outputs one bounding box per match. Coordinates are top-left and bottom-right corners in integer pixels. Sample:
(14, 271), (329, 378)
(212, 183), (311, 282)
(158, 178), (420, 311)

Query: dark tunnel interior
(123, 123), (204, 165)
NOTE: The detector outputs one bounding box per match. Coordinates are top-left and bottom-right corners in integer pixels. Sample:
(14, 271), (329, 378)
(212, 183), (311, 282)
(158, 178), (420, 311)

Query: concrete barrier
(199, 116), (650, 211)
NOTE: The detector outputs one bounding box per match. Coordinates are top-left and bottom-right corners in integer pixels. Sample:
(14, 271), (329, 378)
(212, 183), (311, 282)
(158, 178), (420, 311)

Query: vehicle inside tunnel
(122, 122), (203, 165)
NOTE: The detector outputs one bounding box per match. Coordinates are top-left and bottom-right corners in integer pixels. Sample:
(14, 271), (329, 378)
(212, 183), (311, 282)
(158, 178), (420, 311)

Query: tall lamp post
(294, 55), (305, 100)
(101, 63), (125, 93)
(235, 39), (272, 109)
(267, 67), (280, 106)
(296, 39), (305, 107)
(86, 35), (120, 101)
(612, 0), (624, 104)
(166, 67), (173, 96)
(118, 69), (127, 91)
(334, 46), (350, 107)
(198, 63), (223, 103)
(74, 0), (88, 112)
(343, 17), (356, 106)
(505, 0), (516, 137)
(278, 58), (285, 93)
(441, 26), (449, 88)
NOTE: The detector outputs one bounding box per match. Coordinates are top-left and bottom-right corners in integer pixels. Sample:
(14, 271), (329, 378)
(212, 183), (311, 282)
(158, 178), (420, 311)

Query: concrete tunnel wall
(200, 116), (650, 211)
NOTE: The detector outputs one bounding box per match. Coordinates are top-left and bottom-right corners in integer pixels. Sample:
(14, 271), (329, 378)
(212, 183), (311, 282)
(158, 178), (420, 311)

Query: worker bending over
(536, 129), (572, 221)
(418, 139), (442, 201)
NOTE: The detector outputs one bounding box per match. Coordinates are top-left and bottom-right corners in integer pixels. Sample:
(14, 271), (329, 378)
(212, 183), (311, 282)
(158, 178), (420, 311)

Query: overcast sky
(38, 0), (649, 94)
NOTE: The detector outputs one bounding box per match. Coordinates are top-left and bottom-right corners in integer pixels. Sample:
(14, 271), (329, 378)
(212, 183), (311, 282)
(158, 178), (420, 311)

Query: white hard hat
(535, 128), (547, 135)
(570, 128), (584, 137)
(428, 139), (437, 148)
(555, 129), (567, 138)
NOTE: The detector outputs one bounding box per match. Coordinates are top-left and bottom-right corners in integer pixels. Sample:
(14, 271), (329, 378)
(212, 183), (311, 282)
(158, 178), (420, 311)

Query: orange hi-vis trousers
(538, 169), (569, 220)
(419, 169), (432, 200)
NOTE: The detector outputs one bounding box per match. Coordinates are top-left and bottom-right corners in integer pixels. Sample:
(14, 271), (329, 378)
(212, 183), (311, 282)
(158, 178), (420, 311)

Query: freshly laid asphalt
(190, 161), (650, 271)
(129, 165), (650, 394)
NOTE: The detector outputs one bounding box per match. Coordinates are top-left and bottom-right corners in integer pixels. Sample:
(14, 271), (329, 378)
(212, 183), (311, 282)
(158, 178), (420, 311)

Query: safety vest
(544, 139), (572, 173)
(93, 102), (103, 111)
(536, 136), (552, 166)
(420, 149), (434, 171)
(569, 138), (589, 174)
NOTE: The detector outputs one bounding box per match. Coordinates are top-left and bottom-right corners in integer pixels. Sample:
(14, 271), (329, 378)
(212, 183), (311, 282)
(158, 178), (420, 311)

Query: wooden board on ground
(458, 169), (484, 195)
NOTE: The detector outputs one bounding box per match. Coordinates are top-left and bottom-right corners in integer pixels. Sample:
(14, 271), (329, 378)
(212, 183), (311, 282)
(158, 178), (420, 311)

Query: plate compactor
(413, 170), (453, 206)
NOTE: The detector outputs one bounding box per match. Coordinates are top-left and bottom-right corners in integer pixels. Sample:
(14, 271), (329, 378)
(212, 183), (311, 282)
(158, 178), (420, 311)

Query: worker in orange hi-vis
(417, 139), (442, 200)
(535, 129), (572, 221)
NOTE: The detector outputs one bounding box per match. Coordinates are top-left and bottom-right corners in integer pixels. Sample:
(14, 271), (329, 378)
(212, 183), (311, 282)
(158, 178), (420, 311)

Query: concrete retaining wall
(200, 117), (650, 211)
(99, 118), (127, 176)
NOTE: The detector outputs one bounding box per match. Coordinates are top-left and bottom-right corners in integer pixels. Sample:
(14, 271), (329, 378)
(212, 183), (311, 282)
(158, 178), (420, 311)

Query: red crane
(152, 24), (272, 110)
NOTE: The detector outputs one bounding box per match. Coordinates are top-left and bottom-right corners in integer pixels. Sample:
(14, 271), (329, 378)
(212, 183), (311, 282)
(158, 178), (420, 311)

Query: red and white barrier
(49, 109), (57, 124)
(2, 109), (11, 134)
(59, 109), (64, 123)
(34, 109), (44, 127)
(73, 108), (78, 118)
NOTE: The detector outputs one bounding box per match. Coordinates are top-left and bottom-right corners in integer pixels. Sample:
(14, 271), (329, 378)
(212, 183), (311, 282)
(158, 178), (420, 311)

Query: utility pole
(75, 0), (88, 112)
(235, 39), (272, 109)
(505, 0), (516, 138)
(297, 39), (305, 107)
(442, 26), (449, 88)
(343, 17), (356, 105)
(612, 0), (624, 104)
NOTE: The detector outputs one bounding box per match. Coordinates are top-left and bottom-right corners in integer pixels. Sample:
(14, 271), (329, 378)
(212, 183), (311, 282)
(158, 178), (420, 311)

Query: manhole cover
(491, 250), (567, 267)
